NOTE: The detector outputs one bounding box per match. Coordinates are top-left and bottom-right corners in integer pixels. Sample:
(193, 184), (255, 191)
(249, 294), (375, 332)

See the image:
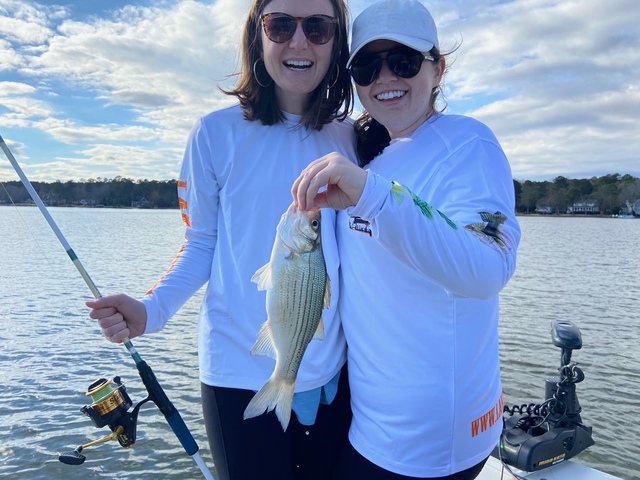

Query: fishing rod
(0, 134), (215, 480)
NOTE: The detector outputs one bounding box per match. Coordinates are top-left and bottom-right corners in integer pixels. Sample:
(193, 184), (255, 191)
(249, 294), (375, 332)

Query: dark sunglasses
(349, 47), (435, 86)
(261, 13), (337, 45)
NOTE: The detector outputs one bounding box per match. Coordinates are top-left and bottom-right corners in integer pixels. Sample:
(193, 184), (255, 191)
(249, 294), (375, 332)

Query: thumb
(86, 295), (118, 309)
(85, 298), (102, 308)
(308, 190), (330, 210)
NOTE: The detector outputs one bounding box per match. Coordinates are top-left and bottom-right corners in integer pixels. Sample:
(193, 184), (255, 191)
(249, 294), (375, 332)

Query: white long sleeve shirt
(142, 104), (356, 394)
(338, 114), (521, 477)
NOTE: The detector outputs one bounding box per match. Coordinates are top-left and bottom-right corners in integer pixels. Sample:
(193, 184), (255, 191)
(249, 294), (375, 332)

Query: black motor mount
(498, 320), (595, 471)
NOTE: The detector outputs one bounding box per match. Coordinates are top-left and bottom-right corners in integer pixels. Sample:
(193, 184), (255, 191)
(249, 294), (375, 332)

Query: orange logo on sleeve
(177, 180), (191, 227)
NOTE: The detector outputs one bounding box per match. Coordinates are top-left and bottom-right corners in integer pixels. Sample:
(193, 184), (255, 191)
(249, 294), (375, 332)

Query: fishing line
(0, 134), (215, 480)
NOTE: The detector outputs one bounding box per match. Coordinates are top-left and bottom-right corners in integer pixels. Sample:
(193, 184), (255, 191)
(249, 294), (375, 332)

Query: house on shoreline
(568, 201), (600, 214)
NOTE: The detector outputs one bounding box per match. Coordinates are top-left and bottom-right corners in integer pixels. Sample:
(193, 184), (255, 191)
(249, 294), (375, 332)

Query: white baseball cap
(347, 0), (440, 68)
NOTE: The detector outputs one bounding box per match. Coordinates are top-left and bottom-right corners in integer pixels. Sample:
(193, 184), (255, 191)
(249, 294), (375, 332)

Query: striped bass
(243, 203), (330, 430)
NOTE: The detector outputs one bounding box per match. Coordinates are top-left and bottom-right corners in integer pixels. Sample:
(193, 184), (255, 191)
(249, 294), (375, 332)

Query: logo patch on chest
(349, 216), (372, 236)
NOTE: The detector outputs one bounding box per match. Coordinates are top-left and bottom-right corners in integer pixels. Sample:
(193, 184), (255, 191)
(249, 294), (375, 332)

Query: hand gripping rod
(0, 134), (214, 480)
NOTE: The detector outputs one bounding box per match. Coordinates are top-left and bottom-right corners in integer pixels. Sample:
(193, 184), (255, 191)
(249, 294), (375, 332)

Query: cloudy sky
(0, 0), (638, 183)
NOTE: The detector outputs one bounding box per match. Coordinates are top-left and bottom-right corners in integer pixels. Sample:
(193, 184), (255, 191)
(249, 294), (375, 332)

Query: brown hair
(222, 0), (353, 130)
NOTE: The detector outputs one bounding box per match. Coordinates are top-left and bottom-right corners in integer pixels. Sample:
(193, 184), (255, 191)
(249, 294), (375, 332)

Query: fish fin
(313, 317), (325, 340)
(251, 263), (273, 290)
(250, 322), (277, 359)
(323, 275), (331, 309)
(243, 377), (295, 431)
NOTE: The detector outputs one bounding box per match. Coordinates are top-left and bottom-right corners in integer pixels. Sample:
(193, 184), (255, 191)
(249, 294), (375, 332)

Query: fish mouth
(277, 205), (321, 252)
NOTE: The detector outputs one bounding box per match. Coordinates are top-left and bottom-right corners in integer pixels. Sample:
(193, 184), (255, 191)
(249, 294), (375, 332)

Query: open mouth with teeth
(376, 90), (406, 101)
(284, 60), (313, 71)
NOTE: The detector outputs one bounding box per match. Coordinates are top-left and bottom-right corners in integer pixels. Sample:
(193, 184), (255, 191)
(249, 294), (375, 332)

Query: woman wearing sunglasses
(292, 0), (521, 479)
(87, 1), (355, 479)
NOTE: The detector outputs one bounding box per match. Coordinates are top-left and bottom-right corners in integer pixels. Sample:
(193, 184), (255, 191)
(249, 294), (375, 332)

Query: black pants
(201, 365), (351, 480)
(333, 440), (489, 480)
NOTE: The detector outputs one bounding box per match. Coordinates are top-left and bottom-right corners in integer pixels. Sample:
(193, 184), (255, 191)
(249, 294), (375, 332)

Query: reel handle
(58, 426), (125, 465)
(81, 426), (124, 448)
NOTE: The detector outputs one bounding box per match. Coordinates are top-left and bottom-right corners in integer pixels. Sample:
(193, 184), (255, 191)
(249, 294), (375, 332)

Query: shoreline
(1, 204), (636, 218)
(516, 212), (638, 218)
(0, 203), (173, 209)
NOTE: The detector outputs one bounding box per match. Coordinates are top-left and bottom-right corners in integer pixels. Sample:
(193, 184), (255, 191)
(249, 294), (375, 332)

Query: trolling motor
(59, 377), (151, 465)
(498, 319), (595, 471)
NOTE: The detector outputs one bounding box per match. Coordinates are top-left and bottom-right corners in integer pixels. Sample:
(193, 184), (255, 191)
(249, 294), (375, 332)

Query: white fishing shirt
(338, 114), (521, 477)
(142, 104), (356, 395)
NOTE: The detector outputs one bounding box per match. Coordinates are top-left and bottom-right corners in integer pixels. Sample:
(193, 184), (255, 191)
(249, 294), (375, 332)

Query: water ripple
(2, 210), (638, 479)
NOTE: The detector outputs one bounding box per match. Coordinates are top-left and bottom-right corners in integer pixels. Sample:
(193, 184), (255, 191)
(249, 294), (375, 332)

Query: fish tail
(243, 377), (295, 431)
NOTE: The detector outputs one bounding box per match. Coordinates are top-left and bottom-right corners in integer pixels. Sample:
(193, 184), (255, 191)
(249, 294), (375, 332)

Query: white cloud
(0, 0), (251, 181)
(31, 117), (163, 144)
(432, 0), (640, 180)
(0, 39), (25, 70)
(0, 81), (36, 95)
(56, 143), (185, 180)
(0, 0), (639, 182)
(28, 0), (245, 103)
(0, 94), (54, 119)
(0, 0), (64, 43)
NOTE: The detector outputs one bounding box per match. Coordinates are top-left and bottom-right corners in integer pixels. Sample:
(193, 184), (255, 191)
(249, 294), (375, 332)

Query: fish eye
(311, 220), (319, 228)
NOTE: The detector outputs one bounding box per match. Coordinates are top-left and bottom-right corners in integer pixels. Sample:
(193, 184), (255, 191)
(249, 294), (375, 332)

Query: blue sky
(0, 0), (639, 183)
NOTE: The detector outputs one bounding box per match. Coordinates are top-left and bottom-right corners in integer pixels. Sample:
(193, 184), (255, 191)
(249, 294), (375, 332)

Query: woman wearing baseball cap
(292, 1), (521, 478)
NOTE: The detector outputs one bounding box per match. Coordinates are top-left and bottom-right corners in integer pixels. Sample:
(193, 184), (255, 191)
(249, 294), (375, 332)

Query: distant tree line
(514, 174), (640, 215)
(1, 173), (639, 215)
(0, 176), (179, 208)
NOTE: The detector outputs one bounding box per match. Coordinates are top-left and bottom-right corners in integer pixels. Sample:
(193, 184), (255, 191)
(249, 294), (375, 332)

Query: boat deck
(479, 456), (623, 479)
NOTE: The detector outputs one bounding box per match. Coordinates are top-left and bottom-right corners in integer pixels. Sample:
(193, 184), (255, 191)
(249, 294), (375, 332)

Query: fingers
(86, 303), (128, 343)
(86, 295), (120, 313)
(86, 304), (118, 320)
(96, 311), (130, 343)
(86, 294), (144, 343)
(294, 153), (349, 210)
(292, 153), (367, 211)
(306, 165), (332, 210)
(292, 157), (330, 211)
(291, 172), (309, 210)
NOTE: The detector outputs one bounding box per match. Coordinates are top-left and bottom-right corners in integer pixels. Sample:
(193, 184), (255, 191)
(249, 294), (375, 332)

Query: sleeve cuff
(141, 296), (162, 334)
(346, 170), (392, 222)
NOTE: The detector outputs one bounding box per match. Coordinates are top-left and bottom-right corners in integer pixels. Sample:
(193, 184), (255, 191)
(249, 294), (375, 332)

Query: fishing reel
(498, 319), (595, 472)
(59, 376), (151, 465)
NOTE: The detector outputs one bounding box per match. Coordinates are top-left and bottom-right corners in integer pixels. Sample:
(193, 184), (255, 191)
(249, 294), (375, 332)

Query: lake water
(0, 207), (638, 480)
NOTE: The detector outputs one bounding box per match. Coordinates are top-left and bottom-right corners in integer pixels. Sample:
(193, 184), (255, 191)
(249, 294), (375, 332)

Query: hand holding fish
(86, 294), (147, 343)
(292, 152), (367, 211)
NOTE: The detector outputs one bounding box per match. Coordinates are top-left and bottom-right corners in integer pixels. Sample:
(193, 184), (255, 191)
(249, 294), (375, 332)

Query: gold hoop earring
(253, 59), (273, 88)
(328, 63), (339, 89)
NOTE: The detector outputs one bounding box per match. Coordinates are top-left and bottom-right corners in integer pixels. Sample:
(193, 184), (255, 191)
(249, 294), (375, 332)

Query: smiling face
(260, 0), (336, 115)
(355, 40), (444, 139)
